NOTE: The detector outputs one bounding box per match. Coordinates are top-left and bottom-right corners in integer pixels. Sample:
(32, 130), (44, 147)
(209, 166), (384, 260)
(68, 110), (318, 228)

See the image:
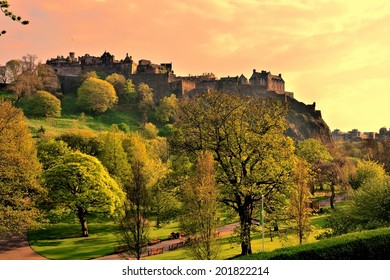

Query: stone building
(249, 69), (285, 94)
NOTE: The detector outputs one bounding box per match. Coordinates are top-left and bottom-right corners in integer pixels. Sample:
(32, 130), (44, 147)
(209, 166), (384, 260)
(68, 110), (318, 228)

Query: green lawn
(28, 217), (181, 260)
(29, 209), (330, 260)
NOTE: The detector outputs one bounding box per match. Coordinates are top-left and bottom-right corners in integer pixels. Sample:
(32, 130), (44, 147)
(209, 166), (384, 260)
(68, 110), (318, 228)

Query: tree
(1, 1), (29, 37)
(173, 90), (295, 256)
(0, 100), (43, 237)
(37, 64), (61, 93)
(295, 139), (332, 164)
(124, 79), (136, 103)
(295, 138), (333, 195)
(349, 160), (386, 190)
(77, 77), (118, 114)
(105, 73), (126, 99)
(180, 150), (220, 259)
(98, 125), (130, 182)
(117, 132), (169, 258)
(155, 94), (178, 122)
(5, 59), (22, 82)
(37, 139), (71, 170)
(143, 122), (159, 139)
(315, 158), (350, 209)
(137, 83), (154, 124)
(327, 176), (390, 235)
(288, 158), (312, 245)
(24, 90), (61, 118)
(56, 129), (103, 156)
(10, 70), (42, 100)
(43, 151), (125, 237)
(116, 159), (150, 259)
(0, 65), (6, 83)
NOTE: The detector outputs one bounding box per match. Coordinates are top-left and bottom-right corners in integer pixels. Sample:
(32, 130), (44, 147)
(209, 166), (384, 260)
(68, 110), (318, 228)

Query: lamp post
(261, 194), (264, 252)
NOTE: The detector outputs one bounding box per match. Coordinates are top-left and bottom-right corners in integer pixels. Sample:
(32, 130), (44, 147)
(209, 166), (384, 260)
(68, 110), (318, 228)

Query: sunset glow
(1, 0), (389, 132)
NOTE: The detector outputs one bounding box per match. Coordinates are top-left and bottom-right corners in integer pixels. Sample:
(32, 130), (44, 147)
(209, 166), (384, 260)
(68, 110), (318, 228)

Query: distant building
(249, 69), (285, 94)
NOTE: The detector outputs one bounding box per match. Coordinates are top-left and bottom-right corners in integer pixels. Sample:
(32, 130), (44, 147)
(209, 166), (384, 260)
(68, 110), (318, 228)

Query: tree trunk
(238, 204), (252, 256)
(77, 207), (89, 237)
(330, 183), (335, 209)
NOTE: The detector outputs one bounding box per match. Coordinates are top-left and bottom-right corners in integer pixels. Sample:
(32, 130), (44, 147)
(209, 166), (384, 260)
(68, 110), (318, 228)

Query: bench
(168, 241), (185, 251)
(148, 239), (161, 245)
(147, 247), (164, 256)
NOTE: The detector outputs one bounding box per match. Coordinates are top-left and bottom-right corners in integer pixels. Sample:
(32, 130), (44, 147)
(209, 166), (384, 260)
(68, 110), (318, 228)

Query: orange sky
(1, 0), (389, 133)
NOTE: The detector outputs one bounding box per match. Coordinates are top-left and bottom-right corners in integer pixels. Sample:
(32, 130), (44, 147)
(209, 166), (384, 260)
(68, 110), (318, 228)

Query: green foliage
(43, 151), (125, 237)
(24, 90), (62, 118)
(105, 73), (126, 96)
(0, 100), (43, 237)
(117, 122), (130, 133)
(238, 227), (390, 260)
(98, 125), (130, 182)
(327, 177), (390, 235)
(143, 122), (159, 139)
(137, 83), (154, 123)
(124, 79), (136, 102)
(180, 150), (221, 259)
(155, 94), (178, 122)
(37, 139), (71, 170)
(287, 158), (312, 245)
(77, 77), (118, 114)
(295, 139), (332, 164)
(349, 160), (386, 190)
(56, 130), (103, 156)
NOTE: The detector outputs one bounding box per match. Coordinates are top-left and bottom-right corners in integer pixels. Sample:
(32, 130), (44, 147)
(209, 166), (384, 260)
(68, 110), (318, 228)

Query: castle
(46, 51), (294, 100)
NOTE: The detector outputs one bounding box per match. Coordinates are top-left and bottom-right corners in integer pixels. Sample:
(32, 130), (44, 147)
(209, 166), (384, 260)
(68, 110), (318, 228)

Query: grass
(0, 90), (144, 137)
(28, 207), (332, 260)
(28, 216), (181, 260)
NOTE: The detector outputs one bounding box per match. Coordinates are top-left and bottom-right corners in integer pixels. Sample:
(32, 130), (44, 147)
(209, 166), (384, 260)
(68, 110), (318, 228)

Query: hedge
(238, 227), (390, 260)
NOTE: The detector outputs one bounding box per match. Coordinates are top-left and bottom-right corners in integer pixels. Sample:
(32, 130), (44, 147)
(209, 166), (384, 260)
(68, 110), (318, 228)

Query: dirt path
(0, 234), (46, 260)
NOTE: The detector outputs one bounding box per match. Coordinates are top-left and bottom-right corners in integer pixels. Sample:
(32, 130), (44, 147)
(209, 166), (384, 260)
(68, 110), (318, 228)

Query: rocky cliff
(285, 97), (332, 143)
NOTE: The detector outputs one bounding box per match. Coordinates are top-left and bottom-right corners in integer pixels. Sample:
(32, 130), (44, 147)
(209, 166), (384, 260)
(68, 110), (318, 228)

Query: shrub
(25, 90), (61, 118)
(238, 227), (390, 260)
(77, 77), (117, 114)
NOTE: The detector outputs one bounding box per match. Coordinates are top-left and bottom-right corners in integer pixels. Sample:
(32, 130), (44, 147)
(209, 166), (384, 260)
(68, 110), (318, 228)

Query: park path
(0, 234), (46, 260)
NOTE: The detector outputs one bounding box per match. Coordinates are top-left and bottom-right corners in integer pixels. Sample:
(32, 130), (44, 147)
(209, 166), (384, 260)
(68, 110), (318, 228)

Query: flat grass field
(28, 214), (328, 260)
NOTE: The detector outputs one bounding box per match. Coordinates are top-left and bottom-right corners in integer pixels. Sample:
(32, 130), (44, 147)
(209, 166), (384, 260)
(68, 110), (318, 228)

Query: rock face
(284, 97), (332, 143)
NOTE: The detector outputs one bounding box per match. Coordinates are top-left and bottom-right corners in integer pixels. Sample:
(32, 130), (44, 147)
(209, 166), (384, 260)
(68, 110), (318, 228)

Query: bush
(238, 227), (390, 260)
(143, 122), (159, 139)
(25, 90), (61, 118)
(77, 77), (117, 114)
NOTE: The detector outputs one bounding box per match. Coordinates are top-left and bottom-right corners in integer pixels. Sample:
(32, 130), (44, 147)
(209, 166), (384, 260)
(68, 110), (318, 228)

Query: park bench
(147, 247), (164, 256)
(148, 239), (161, 245)
(168, 241), (185, 251)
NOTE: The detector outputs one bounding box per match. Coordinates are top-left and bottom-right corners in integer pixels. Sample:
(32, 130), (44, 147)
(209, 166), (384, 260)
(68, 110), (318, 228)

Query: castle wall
(130, 73), (176, 100)
(170, 80), (196, 97)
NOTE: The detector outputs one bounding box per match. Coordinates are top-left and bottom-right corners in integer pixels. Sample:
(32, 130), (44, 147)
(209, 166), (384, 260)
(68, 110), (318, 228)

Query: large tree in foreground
(0, 100), (43, 237)
(173, 91), (295, 255)
(43, 151), (125, 237)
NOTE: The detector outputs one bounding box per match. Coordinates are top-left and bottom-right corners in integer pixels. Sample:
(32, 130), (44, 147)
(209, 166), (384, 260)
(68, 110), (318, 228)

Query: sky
(1, 0), (389, 133)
